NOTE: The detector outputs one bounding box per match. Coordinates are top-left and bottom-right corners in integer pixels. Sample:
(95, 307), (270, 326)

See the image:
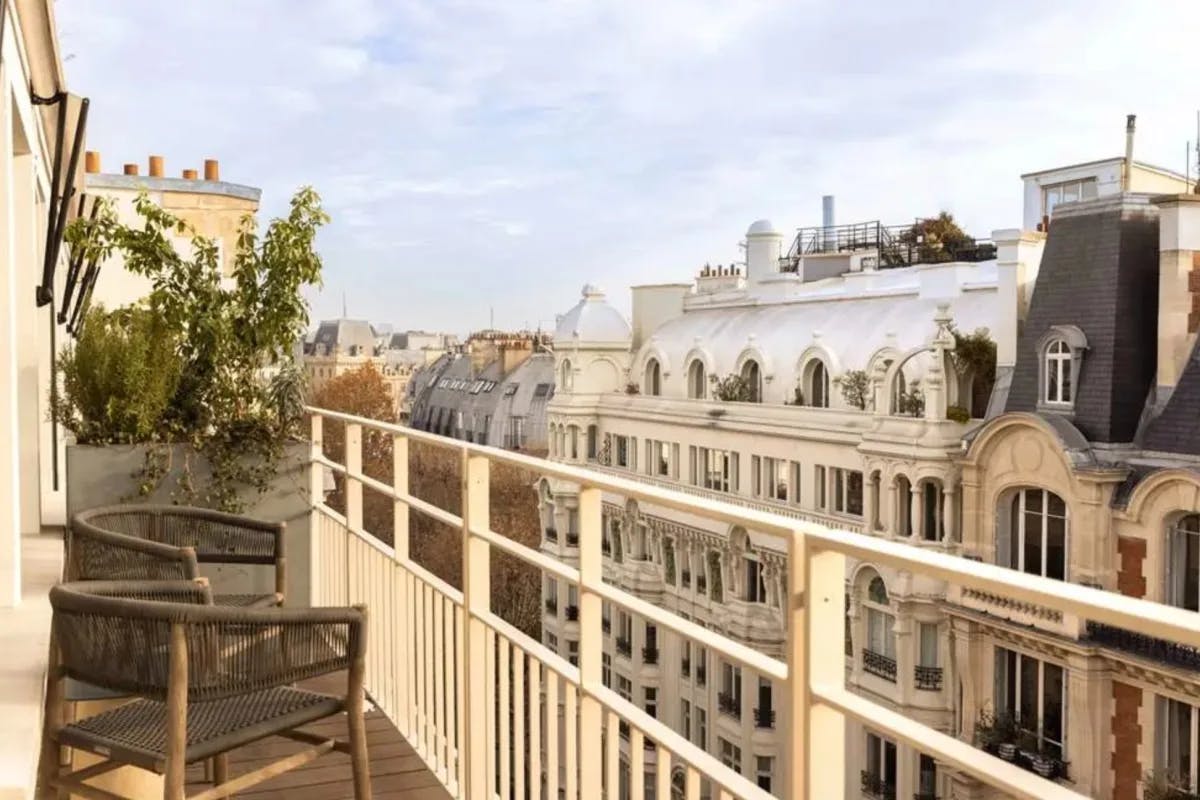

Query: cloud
(57, 0), (1200, 333)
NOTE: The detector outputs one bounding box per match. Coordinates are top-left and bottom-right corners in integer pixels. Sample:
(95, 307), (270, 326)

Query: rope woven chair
(69, 505), (288, 607)
(43, 580), (370, 800)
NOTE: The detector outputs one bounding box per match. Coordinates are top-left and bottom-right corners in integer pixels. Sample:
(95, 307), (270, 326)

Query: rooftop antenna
(342, 291), (347, 319)
(490, 306), (495, 330)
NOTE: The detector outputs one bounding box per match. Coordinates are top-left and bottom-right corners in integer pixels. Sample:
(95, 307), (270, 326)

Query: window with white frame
(697, 707), (707, 750)
(567, 640), (578, 666)
(998, 488), (1067, 580)
(1044, 339), (1074, 405)
(602, 653), (612, 688)
(815, 466), (826, 509)
(721, 662), (742, 709)
(680, 699), (691, 740)
(691, 447), (737, 493)
(617, 675), (632, 702)
(1167, 514), (1200, 612)
(1041, 177), (1097, 218)
(644, 687), (658, 719)
(648, 440), (675, 478)
(755, 756), (773, 792)
(994, 647), (1066, 760)
(745, 555), (768, 603)
(740, 359), (763, 403)
(545, 631), (558, 651)
(1159, 696), (1200, 792)
(918, 754), (937, 799)
(719, 739), (742, 774)
(816, 466), (863, 516)
(751, 456), (789, 502)
(804, 359), (830, 408)
(615, 435), (632, 468)
(865, 732), (897, 793)
(863, 576), (896, 663)
(918, 622), (939, 669)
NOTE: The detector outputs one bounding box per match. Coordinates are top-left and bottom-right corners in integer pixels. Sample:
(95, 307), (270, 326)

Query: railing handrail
(306, 406), (1200, 800)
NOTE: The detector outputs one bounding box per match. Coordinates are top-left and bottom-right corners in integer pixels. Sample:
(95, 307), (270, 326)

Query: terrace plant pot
(65, 441), (313, 604)
(1031, 755), (1057, 779)
(997, 742), (1018, 761)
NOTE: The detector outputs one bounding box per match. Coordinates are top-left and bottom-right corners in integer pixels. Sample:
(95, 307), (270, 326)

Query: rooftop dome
(554, 284), (631, 345)
(746, 219), (779, 236)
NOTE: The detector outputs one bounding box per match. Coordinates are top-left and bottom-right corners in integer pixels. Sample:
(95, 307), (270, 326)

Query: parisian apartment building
(540, 151), (1200, 800)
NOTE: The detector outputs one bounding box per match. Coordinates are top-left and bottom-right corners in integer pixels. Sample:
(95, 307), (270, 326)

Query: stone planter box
(65, 441), (313, 606)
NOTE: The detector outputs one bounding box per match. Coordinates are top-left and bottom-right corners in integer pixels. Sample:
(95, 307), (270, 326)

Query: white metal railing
(305, 406), (1200, 800)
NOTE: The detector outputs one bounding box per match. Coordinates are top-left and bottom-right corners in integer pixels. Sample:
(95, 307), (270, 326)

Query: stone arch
(683, 346), (716, 399)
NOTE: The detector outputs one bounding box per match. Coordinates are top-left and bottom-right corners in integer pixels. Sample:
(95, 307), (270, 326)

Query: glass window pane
(1024, 508), (1044, 575)
(1047, 515), (1066, 580)
(1043, 663), (1064, 754)
(1081, 179), (1098, 200)
(919, 623), (939, 667)
(1019, 655), (1039, 730)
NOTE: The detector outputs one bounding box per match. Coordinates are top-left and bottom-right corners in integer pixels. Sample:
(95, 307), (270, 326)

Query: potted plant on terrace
(55, 188), (327, 517)
(1030, 744), (1060, 779)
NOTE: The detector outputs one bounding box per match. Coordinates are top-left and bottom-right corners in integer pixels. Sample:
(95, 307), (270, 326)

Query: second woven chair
(68, 505), (288, 607)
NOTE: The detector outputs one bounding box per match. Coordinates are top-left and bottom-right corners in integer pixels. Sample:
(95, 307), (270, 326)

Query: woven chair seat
(57, 686), (344, 773)
(214, 592), (280, 608)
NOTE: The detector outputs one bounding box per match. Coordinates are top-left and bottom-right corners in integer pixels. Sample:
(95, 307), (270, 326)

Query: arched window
(998, 488), (1068, 580)
(804, 360), (829, 408)
(1044, 339), (1073, 405)
(645, 358), (662, 396)
(862, 574), (895, 679)
(1167, 514), (1200, 611)
(895, 475), (912, 537)
(740, 359), (762, 403)
(560, 358), (573, 392)
(687, 359), (707, 399)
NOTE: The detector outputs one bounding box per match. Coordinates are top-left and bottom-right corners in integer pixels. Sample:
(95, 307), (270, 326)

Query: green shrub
(840, 369), (870, 410)
(54, 305), (182, 445)
(713, 374), (752, 402)
(946, 404), (971, 424)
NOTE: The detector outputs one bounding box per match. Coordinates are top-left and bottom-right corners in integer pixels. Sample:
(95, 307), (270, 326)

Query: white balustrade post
(345, 423), (363, 532)
(308, 414), (324, 607)
(461, 453), (491, 800)
(784, 530), (846, 800)
(576, 485), (603, 800)
(393, 432), (411, 738)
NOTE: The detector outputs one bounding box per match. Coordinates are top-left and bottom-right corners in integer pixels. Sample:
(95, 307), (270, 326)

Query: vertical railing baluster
(462, 452), (491, 800)
(529, 663), (542, 800)
(345, 423), (362, 531)
(785, 529), (846, 800)
(564, 685), (577, 800)
(576, 486), (603, 800)
(630, 729), (644, 800)
(546, 672), (560, 800)
(500, 637), (512, 800)
(308, 414), (323, 607)
(393, 432), (411, 737)
(513, 650), (526, 800)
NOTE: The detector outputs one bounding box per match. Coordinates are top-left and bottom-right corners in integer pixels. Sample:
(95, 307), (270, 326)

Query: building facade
(407, 330), (555, 452)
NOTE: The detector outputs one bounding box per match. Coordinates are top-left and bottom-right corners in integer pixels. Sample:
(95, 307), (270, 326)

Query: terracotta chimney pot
(123, 163), (139, 176)
(203, 159), (219, 181)
(84, 151), (101, 173)
(148, 155), (164, 177)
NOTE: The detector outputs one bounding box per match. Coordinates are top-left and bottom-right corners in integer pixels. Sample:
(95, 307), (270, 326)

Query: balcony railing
(615, 636), (632, 658)
(566, 531), (579, 548)
(306, 405), (1200, 800)
(754, 706), (776, 729)
(860, 770), (896, 800)
(914, 665), (943, 691)
(1085, 621), (1200, 671)
(601, 617), (611, 634)
(717, 692), (741, 719)
(545, 526), (558, 542)
(862, 649), (897, 682)
(642, 646), (659, 665)
(565, 605), (579, 622)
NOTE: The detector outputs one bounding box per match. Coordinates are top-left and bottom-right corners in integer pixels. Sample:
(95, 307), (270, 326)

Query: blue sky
(58, 1), (1200, 335)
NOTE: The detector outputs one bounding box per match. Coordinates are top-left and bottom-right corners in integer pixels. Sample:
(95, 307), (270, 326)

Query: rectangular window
(865, 732), (897, 796)
(994, 647), (1066, 760)
(722, 662), (742, 712)
(719, 739), (742, 774)
(602, 653), (612, 688)
(1168, 515), (1200, 611)
(616, 435), (630, 468)
(919, 754), (937, 797)
(697, 708), (707, 750)
(644, 687), (657, 719)
(815, 466), (826, 509)
(617, 675), (632, 702)
(695, 447), (737, 493)
(1160, 697), (1200, 792)
(790, 461), (803, 506)
(649, 440), (673, 478)
(1001, 489), (1068, 580)
(752, 456), (788, 501)
(826, 467), (863, 516)
(567, 640), (578, 667)
(918, 622), (939, 668)
(680, 699), (691, 740)
(756, 756), (773, 793)
(745, 557), (768, 603)
(1042, 177), (1097, 218)
(545, 631), (558, 651)
(681, 640), (691, 677)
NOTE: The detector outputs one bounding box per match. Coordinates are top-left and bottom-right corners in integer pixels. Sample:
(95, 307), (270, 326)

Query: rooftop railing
(782, 220), (996, 271)
(306, 405), (1200, 800)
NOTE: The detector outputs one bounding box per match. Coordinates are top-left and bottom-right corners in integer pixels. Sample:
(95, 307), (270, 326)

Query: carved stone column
(910, 482), (923, 541)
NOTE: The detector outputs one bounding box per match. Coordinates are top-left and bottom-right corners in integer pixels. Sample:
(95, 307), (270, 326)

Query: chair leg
(347, 704), (371, 800)
(213, 754), (228, 787)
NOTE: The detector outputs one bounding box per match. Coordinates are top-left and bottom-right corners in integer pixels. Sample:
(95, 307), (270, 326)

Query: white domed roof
(746, 219), (779, 236)
(554, 284), (631, 345)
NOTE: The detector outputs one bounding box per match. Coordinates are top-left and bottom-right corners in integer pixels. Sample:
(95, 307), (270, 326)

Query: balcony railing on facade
(615, 636), (632, 658)
(783, 220), (996, 271)
(914, 665), (943, 691)
(681, 658), (691, 677)
(754, 706), (776, 729)
(717, 692), (741, 719)
(862, 649), (897, 682)
(566, 531), (579, 548)
(545, 526), (558, 543)
(565, 604), (579, 622)
(306, 405), (1200, 800)
(860, 770), (897, 800)
(1085, 620), (1200, 671)
(642, 646), (659, 665)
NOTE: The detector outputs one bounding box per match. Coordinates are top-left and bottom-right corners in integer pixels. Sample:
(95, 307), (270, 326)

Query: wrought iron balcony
(564, 604), (579, 622)
(642, 646), (659, 665)
(754, 706), (775, 729)
(717, 692), (741, 719)
(862, 648), (897, 682)
(860, 770), (896, 800)
(914, 665), (943, 691)
(615, 636), (632, 658)
(1086, 620), (1200, 671)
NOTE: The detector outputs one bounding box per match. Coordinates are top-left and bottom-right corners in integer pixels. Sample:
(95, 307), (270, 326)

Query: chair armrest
(65, 578), (214, 605)
(156, 508), (285, 567)
(67, 525), (200, 582)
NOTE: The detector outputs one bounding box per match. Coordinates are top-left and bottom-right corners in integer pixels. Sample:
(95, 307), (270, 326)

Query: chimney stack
(182, 168), (198, 180)
(84, 150), (101, 174)
(1123, 114), (1136, 191)
(148, 155), (164, 178)
(204, 159), (220, 181)
(1151, 194), (1200, 398)
(123, 163), (139, 176)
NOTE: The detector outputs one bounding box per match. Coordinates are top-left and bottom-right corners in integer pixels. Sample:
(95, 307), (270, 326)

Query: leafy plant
(840, 369), (870, 410)
(54, 305), (183, 444)
(900, 211), (976, 263)
(59, 187), (328, 510)
(1144, 770), (1200, 800)
(787, 385), (806, 406)
(950, 326), (997, 418)
(713, 374), (752, 402)
(946, 405), (971, 424)
(625, 382), (640, 395)
(897, 387), (925, 417)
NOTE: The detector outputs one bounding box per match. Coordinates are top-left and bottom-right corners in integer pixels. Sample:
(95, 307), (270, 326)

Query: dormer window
(645, 358), (662, 396)
(1037, 325), (1087, 412)
(740, 359), (763, 403)
(802, 359), (829, 408)
(687, 359), (707, 399)
(1045, 340), (1073, 404)
(560, 358), (573, 392)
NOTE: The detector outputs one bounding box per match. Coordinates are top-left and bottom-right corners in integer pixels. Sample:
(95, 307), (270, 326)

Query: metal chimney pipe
(1123, 114), (1136, 191)
(822, 195), (835, 229)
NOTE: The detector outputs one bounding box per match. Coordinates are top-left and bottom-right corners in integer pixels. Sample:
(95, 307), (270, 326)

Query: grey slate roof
(1004, 196), (1160, 443)
(306, 319), (378, 356)
(1142, 338), (1200, 454)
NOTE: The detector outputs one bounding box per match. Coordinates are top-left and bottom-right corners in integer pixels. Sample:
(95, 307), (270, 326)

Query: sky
(57, 0), (1200, 336)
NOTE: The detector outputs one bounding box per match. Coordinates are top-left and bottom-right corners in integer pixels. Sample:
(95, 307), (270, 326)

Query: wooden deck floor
(184, 675), (450, 800)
